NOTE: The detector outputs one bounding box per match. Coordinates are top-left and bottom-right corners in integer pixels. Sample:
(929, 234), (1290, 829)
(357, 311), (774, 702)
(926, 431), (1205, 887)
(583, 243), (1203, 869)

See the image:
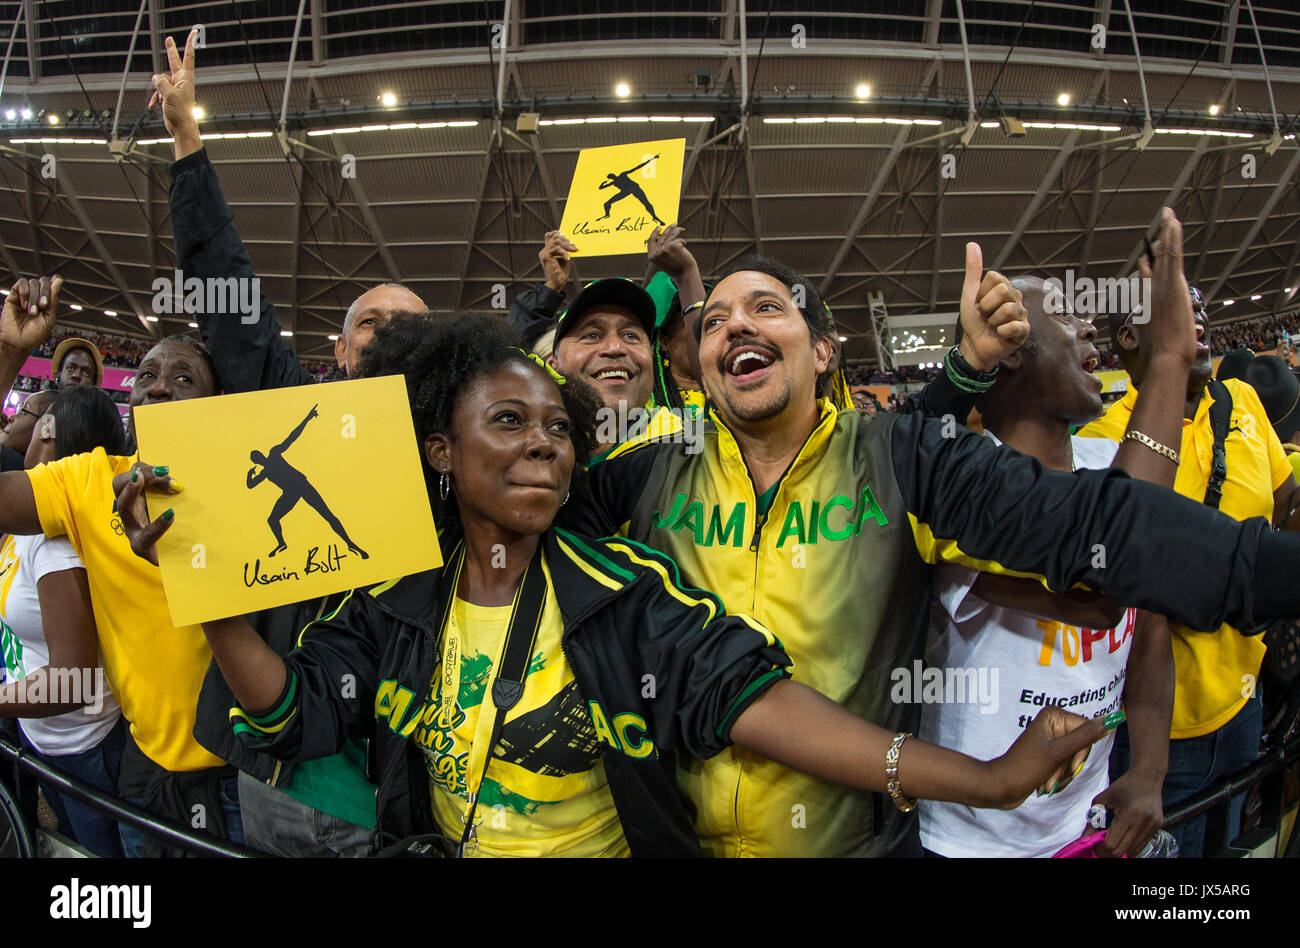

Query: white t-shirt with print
(919, 434), (1134, 858)
(0, 533), (121, 756)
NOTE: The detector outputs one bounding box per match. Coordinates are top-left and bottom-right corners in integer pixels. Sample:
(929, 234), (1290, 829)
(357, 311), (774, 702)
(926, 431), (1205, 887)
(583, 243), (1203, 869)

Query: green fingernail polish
(162, 508), (174, 521)
(131, 470), (138, 483)
(153, 465), (169, 476)
(1103, 710), (1126, 730)
(1049, 781), (1060, 795)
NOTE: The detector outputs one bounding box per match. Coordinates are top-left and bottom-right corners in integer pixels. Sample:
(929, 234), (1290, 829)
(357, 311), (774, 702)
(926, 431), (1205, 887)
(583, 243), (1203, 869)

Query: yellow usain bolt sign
(133, 375), (442, 626)
(559, 138), (686, 257)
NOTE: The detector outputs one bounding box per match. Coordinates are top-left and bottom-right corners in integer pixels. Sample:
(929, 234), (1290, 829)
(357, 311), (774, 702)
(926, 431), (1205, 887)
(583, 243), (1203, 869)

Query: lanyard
(438, 542), (547, 857)
(439, 555), (465, 730)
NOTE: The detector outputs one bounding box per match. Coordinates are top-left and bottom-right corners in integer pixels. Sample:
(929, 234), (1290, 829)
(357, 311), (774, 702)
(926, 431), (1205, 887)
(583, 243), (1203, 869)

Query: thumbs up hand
(957, 242), (1029, 373)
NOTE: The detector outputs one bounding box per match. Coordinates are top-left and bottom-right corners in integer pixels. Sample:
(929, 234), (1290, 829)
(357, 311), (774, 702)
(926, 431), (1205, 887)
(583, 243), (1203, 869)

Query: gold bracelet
(885, 732), (917, 813)
(1122, 429), (1180, 466)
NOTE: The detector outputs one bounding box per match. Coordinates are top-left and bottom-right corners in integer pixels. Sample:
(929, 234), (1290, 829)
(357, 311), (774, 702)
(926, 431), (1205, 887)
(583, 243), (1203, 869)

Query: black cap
(1224, 353), (1300, 441)
(554, 279), (657, 344)
(1216, 347), (1255, 383)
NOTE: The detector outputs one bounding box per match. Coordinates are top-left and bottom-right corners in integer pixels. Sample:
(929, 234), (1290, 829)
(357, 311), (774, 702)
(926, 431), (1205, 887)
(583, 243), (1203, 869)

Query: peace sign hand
(149, 30), (202, 156)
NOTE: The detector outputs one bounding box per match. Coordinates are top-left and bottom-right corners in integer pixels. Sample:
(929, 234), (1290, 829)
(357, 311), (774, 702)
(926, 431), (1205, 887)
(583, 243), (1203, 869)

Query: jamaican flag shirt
(416, 558), (629, 857)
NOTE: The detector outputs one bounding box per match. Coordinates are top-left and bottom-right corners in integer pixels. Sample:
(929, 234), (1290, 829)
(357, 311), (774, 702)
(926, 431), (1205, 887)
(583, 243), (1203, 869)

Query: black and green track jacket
(225, 526), (791, 857)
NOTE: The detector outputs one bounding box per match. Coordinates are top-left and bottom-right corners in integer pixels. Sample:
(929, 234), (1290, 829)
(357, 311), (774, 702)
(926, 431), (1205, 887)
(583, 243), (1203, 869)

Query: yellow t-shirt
(417, 577), (628, 857)
(1077, 380), (1293, 738)
(26, 449), (223, 772)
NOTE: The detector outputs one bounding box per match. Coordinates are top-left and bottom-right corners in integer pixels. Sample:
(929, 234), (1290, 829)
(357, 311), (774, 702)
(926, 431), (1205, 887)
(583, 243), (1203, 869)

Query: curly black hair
(356, 311), (603, 529)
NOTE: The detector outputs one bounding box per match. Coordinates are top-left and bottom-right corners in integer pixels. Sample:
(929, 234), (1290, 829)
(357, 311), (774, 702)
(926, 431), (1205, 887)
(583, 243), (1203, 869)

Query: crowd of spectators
(1214, 311), (1300, 355)
(33, 328), (152, 370)
(853, 309), (1300, 393)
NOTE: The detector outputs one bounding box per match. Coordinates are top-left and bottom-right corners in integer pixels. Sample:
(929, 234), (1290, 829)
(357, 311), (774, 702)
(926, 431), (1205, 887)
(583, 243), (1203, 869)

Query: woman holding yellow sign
(116, 312), (1115, 857)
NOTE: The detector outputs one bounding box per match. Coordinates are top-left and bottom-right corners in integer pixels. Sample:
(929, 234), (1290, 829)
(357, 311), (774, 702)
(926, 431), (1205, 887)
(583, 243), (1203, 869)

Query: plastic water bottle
(1137, 830), (1180, 858)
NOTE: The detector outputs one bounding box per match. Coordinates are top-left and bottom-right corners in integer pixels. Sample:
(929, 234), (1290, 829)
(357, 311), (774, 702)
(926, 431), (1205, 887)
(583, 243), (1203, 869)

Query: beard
(718, 376), (793, 423)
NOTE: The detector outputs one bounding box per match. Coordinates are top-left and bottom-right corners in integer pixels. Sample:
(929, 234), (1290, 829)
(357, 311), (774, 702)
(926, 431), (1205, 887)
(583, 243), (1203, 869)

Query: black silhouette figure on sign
(247, 404), (368, 560)
(596, 154), (666, 225)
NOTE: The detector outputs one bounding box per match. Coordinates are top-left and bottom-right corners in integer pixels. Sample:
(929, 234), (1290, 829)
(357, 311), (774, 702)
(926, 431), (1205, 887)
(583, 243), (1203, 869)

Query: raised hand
(149, 30), (201, 157)
(647, 224), (699, 281)
(1138, 207), (1198, 368)
(957, 242), (1029, 373)
(112, 462), (182, 566)
(0, 275), (62, 355)
(540, 230), (577, 292)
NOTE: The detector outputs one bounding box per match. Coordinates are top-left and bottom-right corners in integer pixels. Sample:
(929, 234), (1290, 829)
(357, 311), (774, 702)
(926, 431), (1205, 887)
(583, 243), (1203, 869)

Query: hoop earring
(439, 471), (450, 500)
(561, 491), (569, 507)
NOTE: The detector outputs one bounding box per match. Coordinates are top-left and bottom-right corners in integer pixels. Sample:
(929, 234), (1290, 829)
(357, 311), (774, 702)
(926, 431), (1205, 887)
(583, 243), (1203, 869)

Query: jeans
(1110, 691), (1263, 858)
(19, 717), (126, 858)
(237, 770), (373, 857)
(118, 775), (244, 857)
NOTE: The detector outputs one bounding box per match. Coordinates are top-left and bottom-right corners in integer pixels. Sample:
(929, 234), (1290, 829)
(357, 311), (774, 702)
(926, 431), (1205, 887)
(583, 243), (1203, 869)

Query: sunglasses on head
(1123, 285), (1207, 329)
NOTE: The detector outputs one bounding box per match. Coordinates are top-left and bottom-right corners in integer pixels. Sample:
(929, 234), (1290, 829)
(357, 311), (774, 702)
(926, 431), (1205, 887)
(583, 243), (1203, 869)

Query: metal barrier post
(0, 734), (262, 858)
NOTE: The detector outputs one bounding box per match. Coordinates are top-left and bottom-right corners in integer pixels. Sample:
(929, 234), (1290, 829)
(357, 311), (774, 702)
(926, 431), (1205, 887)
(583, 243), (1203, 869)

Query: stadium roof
(2, 0), (1299, 366)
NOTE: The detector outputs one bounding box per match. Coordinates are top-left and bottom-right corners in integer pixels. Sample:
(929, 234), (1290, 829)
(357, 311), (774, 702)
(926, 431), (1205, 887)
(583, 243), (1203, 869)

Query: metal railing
(1162, 732), (1300, 857)
(2, 728), (1296, 858)
(0, 733), (260, 858)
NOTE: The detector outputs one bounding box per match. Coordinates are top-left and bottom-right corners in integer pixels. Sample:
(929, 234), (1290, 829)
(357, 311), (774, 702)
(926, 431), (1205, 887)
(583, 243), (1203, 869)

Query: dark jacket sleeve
(889, 411), (1297, 632)
(506, 282), (565, 350)
(561, 438), (669, 538)
(228, 588), (382, 762)
(602, 538), (792, 760)
(169, 148), (313, 392)
(899, 362), (980, 419)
